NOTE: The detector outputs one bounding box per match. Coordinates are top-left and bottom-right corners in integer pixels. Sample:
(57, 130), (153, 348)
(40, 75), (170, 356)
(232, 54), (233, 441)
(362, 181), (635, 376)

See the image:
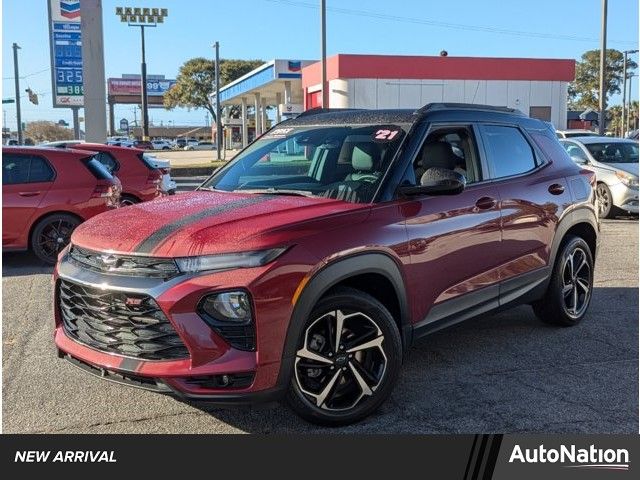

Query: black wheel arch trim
(276, 251), (411, 389)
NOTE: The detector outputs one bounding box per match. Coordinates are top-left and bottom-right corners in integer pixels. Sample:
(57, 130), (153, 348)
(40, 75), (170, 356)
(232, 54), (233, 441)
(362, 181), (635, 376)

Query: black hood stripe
(135, 195), (271, 254)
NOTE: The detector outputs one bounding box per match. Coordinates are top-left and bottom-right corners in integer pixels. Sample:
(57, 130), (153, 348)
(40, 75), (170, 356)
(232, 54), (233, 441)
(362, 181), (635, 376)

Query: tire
(286, 287), (402, 426)
(30, 213), (81, 265)
(120, 194), (139, 207)
(596, 182), (616, 219)
(532, 235), (594, 326)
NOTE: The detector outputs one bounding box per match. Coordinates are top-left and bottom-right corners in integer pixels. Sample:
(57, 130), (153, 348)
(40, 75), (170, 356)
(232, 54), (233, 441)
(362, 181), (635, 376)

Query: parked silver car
(560, 137), (639, 218)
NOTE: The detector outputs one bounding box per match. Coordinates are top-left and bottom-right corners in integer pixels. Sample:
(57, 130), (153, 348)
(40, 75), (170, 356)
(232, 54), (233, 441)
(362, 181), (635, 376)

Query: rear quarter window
(528, 129), (573, 164)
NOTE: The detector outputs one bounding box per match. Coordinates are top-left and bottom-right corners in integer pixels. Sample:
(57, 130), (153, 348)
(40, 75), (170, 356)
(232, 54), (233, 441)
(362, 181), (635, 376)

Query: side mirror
(398, 167), (466, 197)
(571, 155), (589, 165)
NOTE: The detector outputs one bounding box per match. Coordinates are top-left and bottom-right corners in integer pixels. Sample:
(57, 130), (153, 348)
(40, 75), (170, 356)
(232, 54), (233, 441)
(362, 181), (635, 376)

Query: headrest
(420, 141), (461, 170)
(352, 143), (379, 171)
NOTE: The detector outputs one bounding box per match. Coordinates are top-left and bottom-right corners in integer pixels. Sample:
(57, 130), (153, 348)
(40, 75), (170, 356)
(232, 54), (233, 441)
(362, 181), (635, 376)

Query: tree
(164, 58), (264, 121)
(23, 121), (74, 143)
(568, 49), (637, 111)
(606, 104), (623, 135)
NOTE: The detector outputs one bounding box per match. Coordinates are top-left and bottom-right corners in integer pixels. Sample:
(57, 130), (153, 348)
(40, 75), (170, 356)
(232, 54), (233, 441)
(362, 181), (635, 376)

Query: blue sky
(2, 0), (639, 131)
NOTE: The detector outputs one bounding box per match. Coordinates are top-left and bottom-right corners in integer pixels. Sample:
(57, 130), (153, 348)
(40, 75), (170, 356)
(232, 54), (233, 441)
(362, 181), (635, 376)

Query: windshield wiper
(233, 188), (316, 197)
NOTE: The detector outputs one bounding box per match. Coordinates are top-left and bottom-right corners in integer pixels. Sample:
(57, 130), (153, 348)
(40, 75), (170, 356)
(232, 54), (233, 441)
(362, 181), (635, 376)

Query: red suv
(70, 144), (162, 206)
(54, 105), (599, 425)
(3, 147), (120, 264)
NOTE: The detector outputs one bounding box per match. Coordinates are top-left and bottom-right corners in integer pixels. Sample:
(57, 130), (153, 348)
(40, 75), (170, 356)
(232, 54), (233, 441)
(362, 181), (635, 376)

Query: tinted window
(584, 142), (638, 164)
(481, 125), (537, 178)
(2, 154), (54, 185)
(3, 155), (30, 184)
(95, 151), (118, 172)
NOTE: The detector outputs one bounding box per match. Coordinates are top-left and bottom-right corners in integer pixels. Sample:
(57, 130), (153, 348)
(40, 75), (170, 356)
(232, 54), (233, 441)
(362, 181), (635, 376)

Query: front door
(402, 124), (502, 331)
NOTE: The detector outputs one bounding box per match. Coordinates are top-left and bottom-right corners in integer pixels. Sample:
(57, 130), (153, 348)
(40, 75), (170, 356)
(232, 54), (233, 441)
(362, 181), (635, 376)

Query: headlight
(615, 171), (639, 187)
(175, 247), (287, 273)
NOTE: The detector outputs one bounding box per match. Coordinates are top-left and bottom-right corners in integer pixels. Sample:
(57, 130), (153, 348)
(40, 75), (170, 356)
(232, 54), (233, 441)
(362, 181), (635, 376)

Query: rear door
(2, 153), (55, 247)
(478, 124), (571, 304)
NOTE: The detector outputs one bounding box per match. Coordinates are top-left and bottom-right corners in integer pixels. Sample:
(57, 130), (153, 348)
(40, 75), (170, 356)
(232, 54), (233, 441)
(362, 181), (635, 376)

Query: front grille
(59, 279), (189, 360)
(69, 245), (180, 279)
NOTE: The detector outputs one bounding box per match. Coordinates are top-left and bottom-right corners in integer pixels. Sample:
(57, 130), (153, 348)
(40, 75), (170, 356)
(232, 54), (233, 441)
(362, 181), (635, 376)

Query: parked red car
(133, 140), (154, 150)
(69, 144), (162, 206)
(3, 147), (120, 263)
(54, 104), (599, 425)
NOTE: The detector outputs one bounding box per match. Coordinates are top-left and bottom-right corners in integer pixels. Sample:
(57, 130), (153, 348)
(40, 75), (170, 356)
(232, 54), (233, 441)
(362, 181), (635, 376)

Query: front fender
(275, 252), (410, 388)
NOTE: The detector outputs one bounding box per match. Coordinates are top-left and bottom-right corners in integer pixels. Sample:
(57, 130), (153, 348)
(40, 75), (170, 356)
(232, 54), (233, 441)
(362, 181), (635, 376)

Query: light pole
(598, 0), (607, 135)
(627, 73), (637, 132)
(116, 7), (168, 140)
(213, 41), (222, 160)
(12, 43), (22, 144)
(320, 0), (328, 108)
(622, 49), (638, 136)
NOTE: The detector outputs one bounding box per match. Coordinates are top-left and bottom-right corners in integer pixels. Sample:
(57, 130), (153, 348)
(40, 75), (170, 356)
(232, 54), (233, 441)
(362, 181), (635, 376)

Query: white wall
(337, 78), (569, 128)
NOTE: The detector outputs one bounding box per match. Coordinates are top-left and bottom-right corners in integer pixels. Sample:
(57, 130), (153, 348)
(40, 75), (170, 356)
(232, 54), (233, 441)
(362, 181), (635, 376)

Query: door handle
(475, 196), (496, 210)
(548, 183), (565, 195)
(18, 191), (40, 197)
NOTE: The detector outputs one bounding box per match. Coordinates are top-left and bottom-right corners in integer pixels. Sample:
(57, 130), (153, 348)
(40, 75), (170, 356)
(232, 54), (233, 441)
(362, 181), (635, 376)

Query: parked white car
(184, 141), (215, 151)
(140, 153), (177, 195)
(151, 139), (172, 150)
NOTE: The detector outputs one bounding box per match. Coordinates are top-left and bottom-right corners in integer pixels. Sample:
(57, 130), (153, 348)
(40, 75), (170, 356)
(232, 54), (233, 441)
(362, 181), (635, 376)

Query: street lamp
(12, 43), (22, 144)
(115, 7), (168, 140)
(622, 49), (638, 136)
(627, 73), (638, 133)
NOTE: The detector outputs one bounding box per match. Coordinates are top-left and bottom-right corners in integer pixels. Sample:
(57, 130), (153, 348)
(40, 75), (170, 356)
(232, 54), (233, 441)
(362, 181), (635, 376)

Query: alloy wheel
(561, 247), (591, 318)
(294, 309), (387, 411)
(596, 184), (611, 217)
(37, 219), (75, 261)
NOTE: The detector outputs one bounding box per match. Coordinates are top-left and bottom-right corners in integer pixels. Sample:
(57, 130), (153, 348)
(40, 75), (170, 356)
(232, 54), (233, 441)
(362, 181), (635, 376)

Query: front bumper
(610, 182), (639, 213)
(54, 249), (309, 402)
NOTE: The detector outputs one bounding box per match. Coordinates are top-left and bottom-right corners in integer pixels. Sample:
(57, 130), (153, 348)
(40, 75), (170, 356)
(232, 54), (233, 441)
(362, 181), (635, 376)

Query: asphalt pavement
(2, 218), (637, 433)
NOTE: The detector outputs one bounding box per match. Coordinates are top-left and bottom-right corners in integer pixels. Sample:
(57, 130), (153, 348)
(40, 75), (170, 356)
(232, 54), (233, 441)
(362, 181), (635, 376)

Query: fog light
(198, 291), (255, 350)
(200, 291), (251, 323)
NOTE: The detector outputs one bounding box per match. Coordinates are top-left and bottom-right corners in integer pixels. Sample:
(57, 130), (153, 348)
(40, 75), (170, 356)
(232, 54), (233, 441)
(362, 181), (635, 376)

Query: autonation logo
(509, 444), (630, 471)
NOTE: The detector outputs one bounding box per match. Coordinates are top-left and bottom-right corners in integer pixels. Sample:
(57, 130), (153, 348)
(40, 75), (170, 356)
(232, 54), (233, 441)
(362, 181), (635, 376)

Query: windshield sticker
(373, 128), (401, 143)
(265, 127), (295, 139)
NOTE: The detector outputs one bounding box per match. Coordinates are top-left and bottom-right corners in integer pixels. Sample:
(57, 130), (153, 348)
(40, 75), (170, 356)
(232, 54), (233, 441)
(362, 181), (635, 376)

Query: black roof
(285, 103), (526, 127)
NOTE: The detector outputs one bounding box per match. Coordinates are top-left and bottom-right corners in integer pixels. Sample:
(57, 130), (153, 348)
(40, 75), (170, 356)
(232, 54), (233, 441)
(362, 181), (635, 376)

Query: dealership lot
(2, 218), (637, 434)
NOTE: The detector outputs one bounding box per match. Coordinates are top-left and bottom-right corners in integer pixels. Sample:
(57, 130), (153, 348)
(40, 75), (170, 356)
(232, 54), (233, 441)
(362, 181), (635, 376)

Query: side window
(413, 125), (482, 185)
(2, 154), (54, 185)
(29, 156), (55, 182)
(480, 125), (537, 179)
(560, 142), (587, 160)
(2, 155), (30, 185)
(95, 151), (118, 173)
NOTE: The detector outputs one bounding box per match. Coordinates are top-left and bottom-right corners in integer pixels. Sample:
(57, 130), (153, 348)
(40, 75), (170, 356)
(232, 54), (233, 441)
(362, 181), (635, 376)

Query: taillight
(146, 169), (163, 185)
(92, 181), (120, 207)
(580, 168), (597, 187)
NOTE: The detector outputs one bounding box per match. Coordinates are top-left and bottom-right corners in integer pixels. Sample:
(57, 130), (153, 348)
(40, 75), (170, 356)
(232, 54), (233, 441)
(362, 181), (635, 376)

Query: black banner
(1, 434), (638, 478)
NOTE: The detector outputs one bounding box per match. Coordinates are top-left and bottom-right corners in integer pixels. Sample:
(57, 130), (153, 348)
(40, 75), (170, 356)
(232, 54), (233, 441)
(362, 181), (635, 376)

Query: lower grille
(59, 279), (189, 360)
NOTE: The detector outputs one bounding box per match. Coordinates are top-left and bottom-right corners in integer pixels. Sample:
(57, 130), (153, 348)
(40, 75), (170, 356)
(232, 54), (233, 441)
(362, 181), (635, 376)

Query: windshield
(202, 124), (408, 203)
(585, 142), (639, 164)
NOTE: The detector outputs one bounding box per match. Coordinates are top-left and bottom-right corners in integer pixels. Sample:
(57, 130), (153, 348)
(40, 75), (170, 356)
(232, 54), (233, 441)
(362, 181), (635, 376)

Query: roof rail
(295, 107), (361, 118)
(414, 103), (524, 116)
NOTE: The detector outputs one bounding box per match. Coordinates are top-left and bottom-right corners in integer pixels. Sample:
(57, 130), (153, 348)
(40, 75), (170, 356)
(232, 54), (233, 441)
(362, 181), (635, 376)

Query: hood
(605, 162), (639, 176)
(71, 191), (368, 257)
